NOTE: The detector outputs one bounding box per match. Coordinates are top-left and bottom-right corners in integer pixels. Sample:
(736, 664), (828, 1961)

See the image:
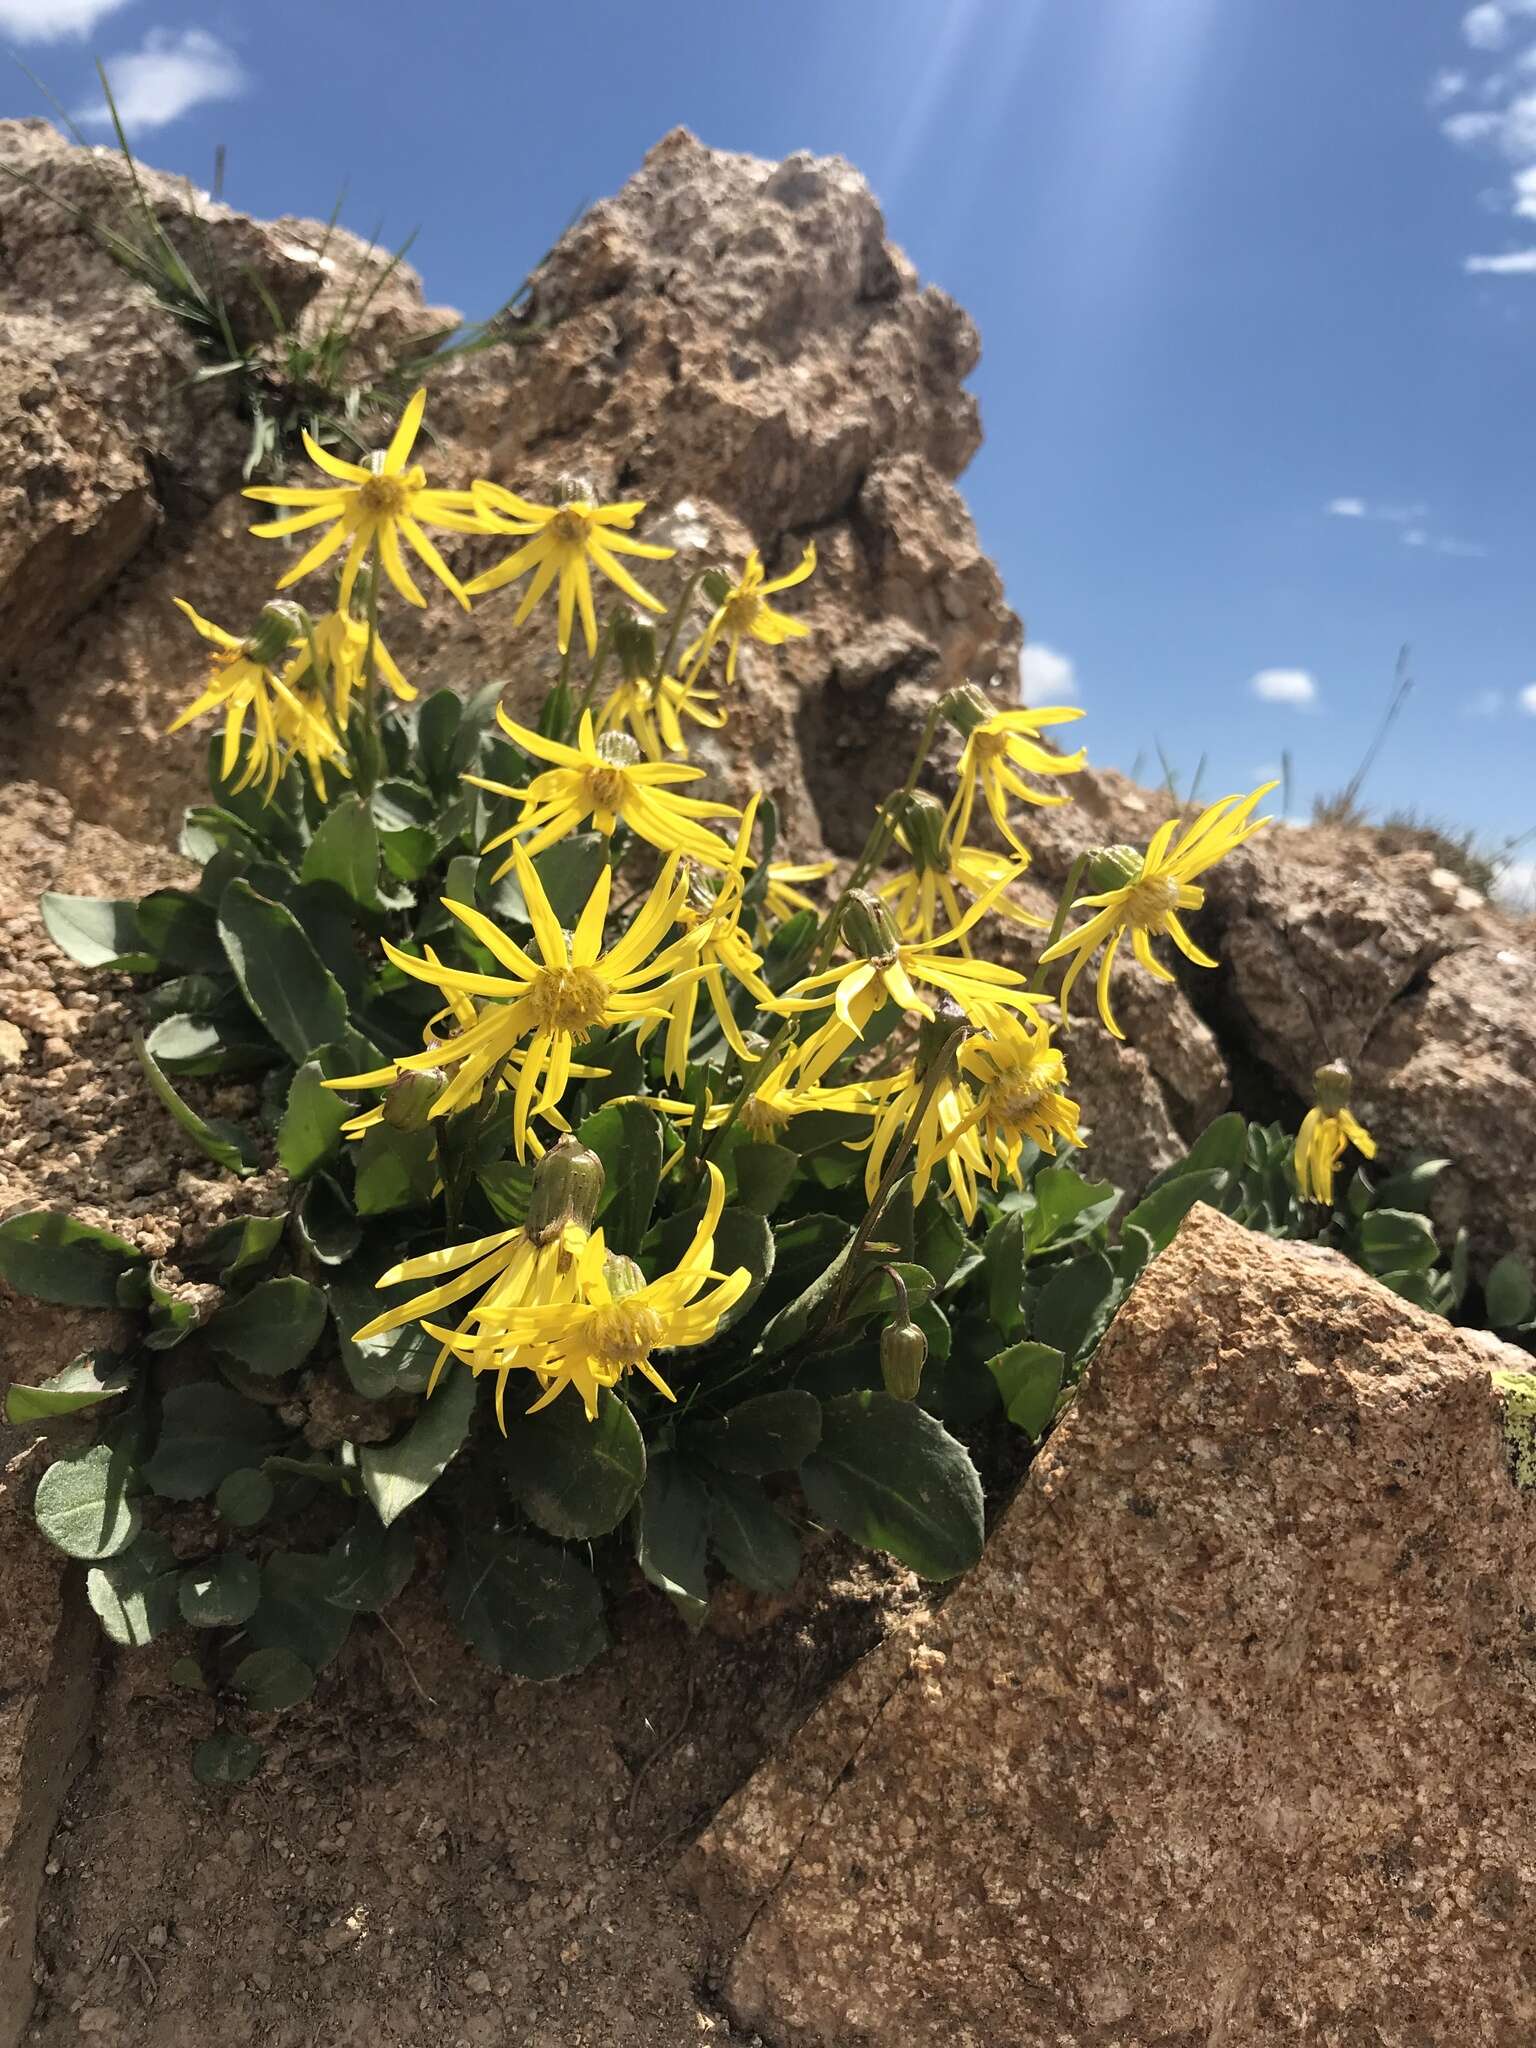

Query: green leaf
(732, 1141), (798, 1216)
(648, 1202), (775, 1335)
(134, 1031), (260, 1176)
(296, 1174), (361, 1266)
(277, 1060), (350, 1178)
(40, 893), (154, 971)
(352, 1124), (437, 1214)
(1144, 1111), (1247, 1192)
(706, 1472), (801, 1594)
(325, 1512), (416, 1612)
(1372, 1158), (1452, 1216)
(360, 1370), (476, 1526)
(987, 1340), (1066, 1439)
(180, 803), (261, 864)
(1032, 1251), (1121, 1362)
(217, 879), (348, 1063)
(135, 889), (226, 973)
(141, 1382), (283, 1500)
(193, 1732), (265, 1785)
(983, 1210), (1027, 1337)
(86, 1532), (179, 1645)
(370, 778), (441, 882)
(216, 1468), (274, 1527)
(5, 1351), (133, 1425)
(848, 1262), (934, 1323)
(207, 1275), (327, 1377)
(914, 1190), (967, 1287)
(299, 795), (382, 912)
(196, 1212), (286, 1284)
(415, 687), (464, 791)
(499, 1386), (646, 1539)
(800, 1391), (984, 1581)
(328, 1265), (437, 1399)
(1358, 1207), (1439, 1277)
(689, 1390), (822, 1475)
(445, 1530), (608, 1679)
(179, 1551), (262, 1628)
(633, 1453), (711, 1626)
(143, 1008), (277, 1076)
(243, 1554), (353, 1670)
(756, 1217), (854, 1356)
(1123, 1171), (1228, 1256)
(533, 833), (607, 928)
(1027, 1167), (1119, 1252)
(34, 1444), (140, 1560)
(0, 1210), (145, 1306)
(1486, 1253), (1534, 1331)
(578, 1100), (663, 1257)
(232, 1645), (317, 1712)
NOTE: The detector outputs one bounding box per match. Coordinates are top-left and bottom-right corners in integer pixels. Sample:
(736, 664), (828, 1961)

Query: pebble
(465, 1970), (492, 1996)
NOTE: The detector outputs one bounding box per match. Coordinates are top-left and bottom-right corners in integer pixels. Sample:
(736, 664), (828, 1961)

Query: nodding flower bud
(1313, 1060), (1354, 1115)
(612, 610), (658, 682)
(595, 729), (643, 768)
(524, 1132), (606, 1246)
(382, 1066), (446, 1132)
(245, 600), (308, 668)
(880, 1317), (929, 1402)
(1085, 843), (1143, 893)
(552, 471), (599, 507)
(841, 888), (902, 962)
(938, 681), (995, 739)
(890, 788), (948, 872)
(700, 567), (734, 607)
(601, 1252), (647, 1301)
(915, 994), (967, 1079)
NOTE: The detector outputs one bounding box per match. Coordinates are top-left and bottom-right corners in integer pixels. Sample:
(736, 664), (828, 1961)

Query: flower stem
(566, 616), (617, 744)
(1028, 850), (1088, 998)
(656, 568), (705, 685)
(358, 571), (382, 798)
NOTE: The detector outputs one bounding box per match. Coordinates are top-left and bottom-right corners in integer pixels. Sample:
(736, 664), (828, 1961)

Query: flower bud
(245, 600), (308, 668)
(700, 567), (734, 607)
(612, 610), (658, 682)
(382, 1066), (446, 1131)
(938, 681), (995, 739)
(602, 1252), (647, 1300)
(1085, 843), (1142, 893)
(595, 729), (643, 768)
(880, 1317), (929, 1401)
(890, 788), (948, 872)
(553, 471), (599, 507)
(841, 888), (901, 961)
(524, 1132), (606, 1245)
(915, 994), (966, 1079)
(1313, 1060), (1353, 1114)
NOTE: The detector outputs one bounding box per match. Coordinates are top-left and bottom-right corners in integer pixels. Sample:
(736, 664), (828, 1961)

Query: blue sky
(4, 0), (1533, 856)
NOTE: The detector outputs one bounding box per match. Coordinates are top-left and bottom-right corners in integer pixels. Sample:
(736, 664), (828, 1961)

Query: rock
(688, 1206), (1536, 2048)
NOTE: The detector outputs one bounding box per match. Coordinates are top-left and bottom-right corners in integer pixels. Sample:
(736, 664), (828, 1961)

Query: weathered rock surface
(688, 1206), (1536, 2047)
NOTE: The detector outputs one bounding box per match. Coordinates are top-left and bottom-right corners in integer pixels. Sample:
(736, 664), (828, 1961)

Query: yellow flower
(595, 671), (725, 761)
(764, 857), (836, 923)
(272, 669), (352, 801)
(952, 1017), (1084, 1186)
(325, 847), (701, 1158)
(429, 1162), (750, 1419)
(942, 686), (1088, 855)
(684, 543), (816, 686)
(168, 598), (340, 800)
(244, 388), (482, 612)
(876, 789), (1043, 947)
(467, 709), (740, 874)
(655, 1042), (874, 1144)
(288, 606), (414, 729)
(1294, 1061), (1376, 1204)
(861, 1059), (987, 1224)
(465, 481), (675, 655)
(1039, 784), (1275, 1039)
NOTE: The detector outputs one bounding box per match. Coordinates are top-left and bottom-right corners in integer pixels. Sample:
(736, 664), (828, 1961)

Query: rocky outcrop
(688, 1205), (1536, 2047)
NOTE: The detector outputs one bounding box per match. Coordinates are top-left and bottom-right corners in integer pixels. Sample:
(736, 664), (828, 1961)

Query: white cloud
(1520, 683), (1536, 712)
(1512, 163), (1536, 211)
(1430, 67), (1470, 104)
(1443, 108), (1503, 141)
(1403, 527), (1428, 546)
(1326, 496), (1366, 517)
(1465, 4), (1509, 51)
(1251, 668), (1317, 709)
(1466, 688), (1505, 715)
(1465, 246), (1536, 268)
(0, 0), (129, 38)
(75, 28), (244, 133)
(1019, 642), (1078, 706)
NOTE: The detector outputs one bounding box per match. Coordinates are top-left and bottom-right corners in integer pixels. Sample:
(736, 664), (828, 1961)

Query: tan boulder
(689, 1205), (1536, 2047)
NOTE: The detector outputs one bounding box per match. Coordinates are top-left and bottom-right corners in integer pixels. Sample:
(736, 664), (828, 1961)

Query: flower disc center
(528, 965), (610, 1036)
(585, 1300), (665, 1375)
(1124, 873), (1182, 926)
(357, 473), (412, 519)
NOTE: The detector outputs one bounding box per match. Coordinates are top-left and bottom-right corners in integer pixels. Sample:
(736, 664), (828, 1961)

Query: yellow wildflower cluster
(163, 387), (1348, 1425)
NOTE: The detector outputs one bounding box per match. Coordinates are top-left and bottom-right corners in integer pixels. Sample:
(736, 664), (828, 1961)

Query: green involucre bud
(553, 470), (599, 506)
(938, 681), (994, 739)
(700, 567), (734, 607)
(1086, 843), (1143, 893)
(891, 788), (948, 872)
(841, 888), (901, 961)
(612, 610), (658, 682)
(524, 1132), (606, 1245)
(595, 729), (643, 768)
(602, 1252), (647, 1301)
(382, 1066), (446, 1132)
(1313, 1060), (1353, 1115)
(880, 1317), (928, 1401)
(916, 994), (967, 1078)
(245, 600), (308, 668)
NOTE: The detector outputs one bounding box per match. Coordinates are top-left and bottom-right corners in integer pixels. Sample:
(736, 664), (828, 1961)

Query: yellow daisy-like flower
(1039, 783), (1276, 1039)
(429, 1162), (750, 1420)
(949, 1017), (1084, 1188)
(655, 1043), (874, 1145)
(271, 669), (352, 801)
(683, 543), (816, 687)
(324, 846), (702, 1158)
(1294, 1061), (1376, 1204)
(465, 480), (675, 656)
(467, 709), (740, 874)
(764, 857), (836, 923)
(861, 1059), (987, 1224)
(942, 685), (1088, 855)
(168, 598), (340, 800)
(778, 887), (1050, 1085)
(288, 605), (414, 729)
(244, 388), (482, 612)
(595, 671), (725, 762)
(876, 789), (1043, 947)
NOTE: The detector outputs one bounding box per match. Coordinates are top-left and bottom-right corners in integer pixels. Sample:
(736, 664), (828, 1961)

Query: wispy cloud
(1465, 245), (1536, 269)
(1019, 642), (1078, 706)
(75, 27), (244, 133)
(1521, 682), (1536, 713)
(1325, 497), (1484, 556)
(1429, 67), (1469, 105)
(1435, 7), (1536, 259)
(1325, 496), (1366, 517)
(0, 0), (130, 39)
(1251, 668), (1317, 709)
(1464, 3), (1509, 52)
